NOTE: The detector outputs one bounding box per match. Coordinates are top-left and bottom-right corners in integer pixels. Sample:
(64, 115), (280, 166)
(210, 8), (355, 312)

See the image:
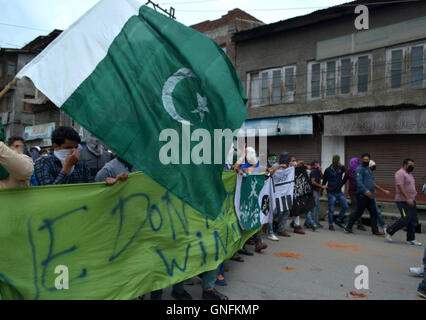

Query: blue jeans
(203, 268), (219, 290)
(373, 199), (386, 228)
(267, 223), (274, 234)
(327, 191), (348, 225)
(277, 210), (290, 233)
(306, 190), (320, 225)
(419, 246), (426, 291)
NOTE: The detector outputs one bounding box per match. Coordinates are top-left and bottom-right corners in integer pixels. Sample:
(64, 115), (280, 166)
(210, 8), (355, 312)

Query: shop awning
(242, 115), (313, 136)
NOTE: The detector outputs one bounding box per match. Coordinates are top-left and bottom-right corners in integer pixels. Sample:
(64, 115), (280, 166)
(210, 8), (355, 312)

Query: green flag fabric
(16, 0), (248, 220)
(0, 171), (258, 300)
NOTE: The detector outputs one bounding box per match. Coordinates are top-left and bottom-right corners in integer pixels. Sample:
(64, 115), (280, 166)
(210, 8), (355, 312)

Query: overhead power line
(0, 21), (50, 32)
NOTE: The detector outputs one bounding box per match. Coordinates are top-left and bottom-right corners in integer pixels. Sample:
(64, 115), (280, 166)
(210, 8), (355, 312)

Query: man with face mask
(80, 135), (114, 178)
(34, 126), (93, 185)
(0, 126), (34, 189)
(344, 153), (383, 235)
(385, 158), (422, 246)
(322, 154), (348, 231)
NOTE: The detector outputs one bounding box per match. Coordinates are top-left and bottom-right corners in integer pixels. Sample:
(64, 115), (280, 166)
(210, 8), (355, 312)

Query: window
(271, 70), (282, 103)
(284, 67), (295, 102)
(411, 46), (423, 87)
(7, 61), (16, 76)
(340, 58), (352, 94)
(357, 55), (369, 93)
(386, 44), (425, 89)
(260, 72), (269, 105)
(326, 61), (336, 96)
(311, 63), (321, 98)
(391, 49), (403, 88)
(247, 66), (296, 107)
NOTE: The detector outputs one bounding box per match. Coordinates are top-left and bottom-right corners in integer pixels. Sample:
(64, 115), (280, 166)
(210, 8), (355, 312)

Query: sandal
(230, 254), (244, 262)
(215, 274), (227, 286)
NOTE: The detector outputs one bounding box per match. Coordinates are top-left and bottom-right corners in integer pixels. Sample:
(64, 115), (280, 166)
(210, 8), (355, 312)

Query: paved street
(161, 222), (426, 300)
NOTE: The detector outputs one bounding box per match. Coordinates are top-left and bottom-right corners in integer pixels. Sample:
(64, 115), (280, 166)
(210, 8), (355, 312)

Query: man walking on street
(322, 155), (348, 231)
(385, 158), (422, 246)
(344, 153), (383, 236)
(307, 160), (327, 229)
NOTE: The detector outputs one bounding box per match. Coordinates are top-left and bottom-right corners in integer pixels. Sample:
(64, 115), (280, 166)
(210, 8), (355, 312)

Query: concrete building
(0, 30), (88, 148)
(234, 0), (426, 204)
(191, 8), (264, 65)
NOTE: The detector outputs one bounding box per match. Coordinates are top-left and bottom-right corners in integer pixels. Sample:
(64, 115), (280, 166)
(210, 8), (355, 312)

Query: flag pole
(0, 78), (17, 101)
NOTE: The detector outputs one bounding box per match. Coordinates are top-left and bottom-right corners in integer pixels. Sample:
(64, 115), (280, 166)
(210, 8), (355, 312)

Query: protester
(322, 155), (348, 231)
(80, 135), (114, 178)
(385, 158), (422, 246)
(268, 152), (292, 237)
(305, 160), (327, 230)
(289, 161), (315, 234)
(34, 126), (93, 185)
(234, 146), (267, 253)
(29, 146), (41, 162)
(95, 156), (138, 183)
(342, 157), (366, 230)
(368, 160), (389, 233)
(344, 154), (384, 235)
(0, 131), (33, 189)
(409, 246), (426, 298)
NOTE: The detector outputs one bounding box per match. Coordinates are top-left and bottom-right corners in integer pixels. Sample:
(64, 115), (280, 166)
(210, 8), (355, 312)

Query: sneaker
(407, 240), (422, 246)
(329, 225), (335, 231)
(335, 219), (345, 228)
(202, 288), (229, 300)
(277, 231), (291, 237)
(255, 241), (268, 253)
(418, 287), (426, 299)
(317, 223), (324, 228)
(409, 265), (425, 277)
(383, 226), (387, 234)
(311, 223), (317, 232)
(171, 289), (193, 300)
(344, 227), (353, 233)
(267, 234), (279, 241)
(385, 230), (393, 242)
(357, 224), (367, 231)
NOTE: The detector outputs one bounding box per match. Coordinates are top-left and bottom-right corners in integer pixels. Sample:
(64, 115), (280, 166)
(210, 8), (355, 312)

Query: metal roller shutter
(345, 134), (426, 204)
(267, 134), (322, 165)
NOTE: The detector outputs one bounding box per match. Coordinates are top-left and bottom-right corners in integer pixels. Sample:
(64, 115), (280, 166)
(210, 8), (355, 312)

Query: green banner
(0, 171), (258, 300)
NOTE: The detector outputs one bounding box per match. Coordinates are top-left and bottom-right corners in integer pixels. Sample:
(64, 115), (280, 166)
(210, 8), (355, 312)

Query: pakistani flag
(17, 0), (248, 219)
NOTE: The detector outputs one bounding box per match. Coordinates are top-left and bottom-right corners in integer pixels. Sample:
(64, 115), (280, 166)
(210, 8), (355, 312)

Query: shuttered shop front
(268, 134), (322, 164)
(345, 134), (426, 204)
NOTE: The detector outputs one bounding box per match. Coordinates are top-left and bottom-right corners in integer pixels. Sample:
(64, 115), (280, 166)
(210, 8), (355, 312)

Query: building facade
(234, 0), (426, 204)
(0, 30), (88, 148)
(191, 8), (264, 65)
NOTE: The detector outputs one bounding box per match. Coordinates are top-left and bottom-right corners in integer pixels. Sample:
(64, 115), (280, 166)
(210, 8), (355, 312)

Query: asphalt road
(159, 222), (426, 300)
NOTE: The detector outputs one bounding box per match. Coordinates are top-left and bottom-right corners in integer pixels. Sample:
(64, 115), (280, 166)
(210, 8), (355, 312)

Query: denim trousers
(327, 191), (348, 225)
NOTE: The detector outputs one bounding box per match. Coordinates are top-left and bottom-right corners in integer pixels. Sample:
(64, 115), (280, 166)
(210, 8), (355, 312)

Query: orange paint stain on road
(249, 266), (255, 270)
(283, 267), (296, 271)
(321, 243), (367, 255)
(350, 291), (368, 298)
(398, 288), (405, 291)
(385, 261), (404, 271)
(321, 243), (359, 249)
(273, 252), (303, 259)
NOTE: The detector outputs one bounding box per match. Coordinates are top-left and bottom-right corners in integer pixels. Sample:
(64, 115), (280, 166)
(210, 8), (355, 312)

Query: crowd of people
(0, 124), (425, 299)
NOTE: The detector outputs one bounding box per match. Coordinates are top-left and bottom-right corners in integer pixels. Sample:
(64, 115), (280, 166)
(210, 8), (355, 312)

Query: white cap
(369, 160), (376, 168)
